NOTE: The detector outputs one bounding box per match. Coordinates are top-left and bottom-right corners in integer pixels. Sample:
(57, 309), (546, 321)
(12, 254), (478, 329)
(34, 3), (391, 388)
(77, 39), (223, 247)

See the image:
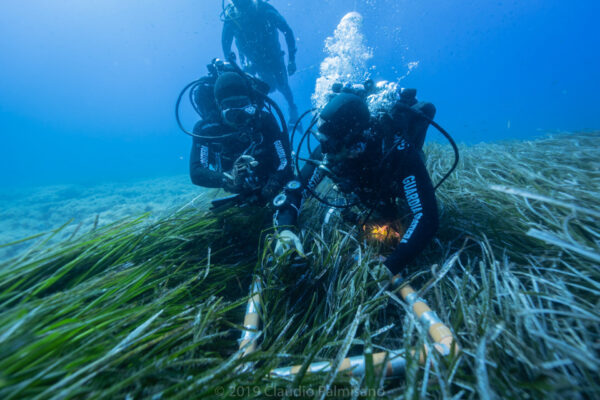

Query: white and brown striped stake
(394, 277), (459, 357)
(238, 276), (263, 359)
(271, 274), (460, 378)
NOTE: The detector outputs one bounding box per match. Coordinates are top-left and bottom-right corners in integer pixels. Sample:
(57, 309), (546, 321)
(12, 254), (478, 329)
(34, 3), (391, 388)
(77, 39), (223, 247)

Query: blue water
(1, 0), (598, 188)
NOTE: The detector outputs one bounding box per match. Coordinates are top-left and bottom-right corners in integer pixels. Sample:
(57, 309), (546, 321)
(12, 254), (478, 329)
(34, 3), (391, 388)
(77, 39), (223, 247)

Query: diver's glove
(222, 174), (239, 193)
(370, 256), (404, 290)
(226, 51), (237, 63)
(274, 230), (307, 274)
(225, 155), (260, 193)
(274, 230), (304, 257)
(266, 230), (307, 283)
(370, 256), (391, 281)
(287, 60), (296, 76)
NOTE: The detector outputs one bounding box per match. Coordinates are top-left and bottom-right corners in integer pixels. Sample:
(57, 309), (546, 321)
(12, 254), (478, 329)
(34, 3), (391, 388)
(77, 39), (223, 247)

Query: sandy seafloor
(0, 175), (206, 261)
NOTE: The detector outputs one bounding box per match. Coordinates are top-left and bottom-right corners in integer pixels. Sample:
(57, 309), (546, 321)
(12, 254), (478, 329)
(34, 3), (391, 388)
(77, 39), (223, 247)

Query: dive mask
(220, 96), (257, 127)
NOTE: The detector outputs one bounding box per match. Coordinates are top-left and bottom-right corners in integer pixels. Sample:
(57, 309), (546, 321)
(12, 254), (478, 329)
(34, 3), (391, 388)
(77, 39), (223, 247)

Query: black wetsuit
(303, 117), (439, 275)
(222, 3), (295, 64)
(189, 111), (298, 226)
(221, 2), (297, 115)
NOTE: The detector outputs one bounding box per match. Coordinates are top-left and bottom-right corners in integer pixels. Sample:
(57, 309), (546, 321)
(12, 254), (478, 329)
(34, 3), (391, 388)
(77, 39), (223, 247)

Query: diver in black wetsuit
(189, 71), (302, 252)
(221, 0), (299, 125)
(302, 92), (439, 277)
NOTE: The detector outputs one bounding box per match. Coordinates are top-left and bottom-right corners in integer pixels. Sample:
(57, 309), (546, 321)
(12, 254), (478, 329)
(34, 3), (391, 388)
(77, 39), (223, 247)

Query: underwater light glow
(363, 223), (402, 243)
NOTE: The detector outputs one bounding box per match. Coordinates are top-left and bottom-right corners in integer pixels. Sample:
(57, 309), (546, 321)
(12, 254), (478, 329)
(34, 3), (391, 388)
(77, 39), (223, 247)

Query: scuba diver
(299, 88), (443, 277)
(186, 68), (303, 254)
(221, 0), (299, 126)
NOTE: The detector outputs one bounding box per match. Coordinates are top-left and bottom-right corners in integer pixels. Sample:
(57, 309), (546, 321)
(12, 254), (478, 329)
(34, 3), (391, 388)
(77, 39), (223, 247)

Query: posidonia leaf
(0, 133), (598, 399)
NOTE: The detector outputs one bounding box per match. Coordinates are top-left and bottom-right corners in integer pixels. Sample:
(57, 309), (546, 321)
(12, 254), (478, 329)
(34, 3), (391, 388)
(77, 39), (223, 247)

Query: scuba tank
(331, 81), (434, 151)
(389, 88), (437, 151)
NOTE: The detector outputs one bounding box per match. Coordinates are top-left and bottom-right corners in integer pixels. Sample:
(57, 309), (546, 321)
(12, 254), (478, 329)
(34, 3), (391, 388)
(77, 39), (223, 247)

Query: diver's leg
(254, 68), (277, 94)
(271, 57), (298, 124)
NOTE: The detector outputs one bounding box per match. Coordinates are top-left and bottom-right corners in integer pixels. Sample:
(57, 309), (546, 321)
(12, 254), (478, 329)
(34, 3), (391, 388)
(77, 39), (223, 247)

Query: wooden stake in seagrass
(269, 274), (460, 378)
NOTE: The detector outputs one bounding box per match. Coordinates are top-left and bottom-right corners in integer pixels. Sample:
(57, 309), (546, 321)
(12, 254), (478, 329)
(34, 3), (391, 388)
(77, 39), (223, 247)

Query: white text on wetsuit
(274, 140), (288, 171)
(401, 175), (423, 243)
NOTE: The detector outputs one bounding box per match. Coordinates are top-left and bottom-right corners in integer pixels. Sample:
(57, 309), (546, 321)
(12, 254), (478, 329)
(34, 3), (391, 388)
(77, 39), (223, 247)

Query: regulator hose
(224, 55), (289, 138)
(175, 79), (239, 141)
(175, 58), (288, 142)
(290, 108), (316, 150)
(294, 116), (318, 178)
(261, 94), (288, 139)
(430, 118), (459, 190)
(394, 105), (460, 190)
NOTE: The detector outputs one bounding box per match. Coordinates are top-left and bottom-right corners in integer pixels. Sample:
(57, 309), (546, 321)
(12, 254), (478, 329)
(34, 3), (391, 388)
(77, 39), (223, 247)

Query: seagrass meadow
(0, 132), (598, 399)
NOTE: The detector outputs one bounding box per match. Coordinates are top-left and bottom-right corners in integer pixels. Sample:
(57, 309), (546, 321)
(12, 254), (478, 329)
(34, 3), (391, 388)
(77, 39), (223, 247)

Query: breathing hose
(395, 105), (460, 190)
(175, 58), (288, 142)
(428, 119), (460, 190)
(290, 108), (316, 148)
(224, 55), (290, 139)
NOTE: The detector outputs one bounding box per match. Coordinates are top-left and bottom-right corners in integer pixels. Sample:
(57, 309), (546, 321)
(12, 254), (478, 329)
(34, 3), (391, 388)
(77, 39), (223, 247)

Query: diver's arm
(261, 113), (293, 198)
(299, 146), (325, 198)
(189, 137), (226, 188)
(269, 7), (296, 62)
(221, 20), (235, 59)
(189, 122), (230, 189)
(384, 149), (439, 275)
